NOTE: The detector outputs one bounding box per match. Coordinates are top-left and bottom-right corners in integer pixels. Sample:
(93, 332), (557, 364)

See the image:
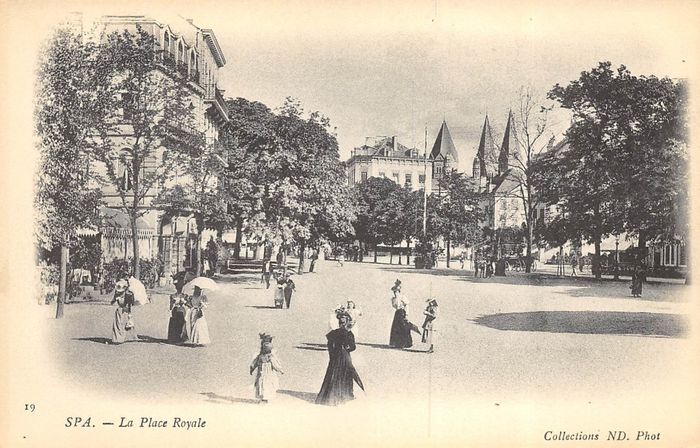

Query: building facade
(81, 15), (229, 278)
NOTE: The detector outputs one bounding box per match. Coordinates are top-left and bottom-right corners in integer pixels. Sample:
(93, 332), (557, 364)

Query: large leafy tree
(90, 27), (201, 278)
(545, 62), (688, 277)
(431, 170), (483, 267)
(353, 176), (401, 262)
(35, 26), (106, 318)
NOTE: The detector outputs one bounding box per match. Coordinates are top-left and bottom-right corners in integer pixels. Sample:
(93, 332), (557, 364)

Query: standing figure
(389, 285), (419, 348)
(309, 249), (319, 273)
(337, 251), (345, 267)
(459, 252), (465, 270)
(167, 289), (187, 344)
(421, 299), (439, 353)
(630, 264), (645, 297)
(345, 300), (362, 340)
(111, 278), (137, 344)
(316, 312), (365, 406)
(273, 279), (285, 308)
(250, 333), (284, 403)
(283, 274), (296, 309)
(570, 256), (578, 277)
(186, 286), (211, 346)
(485, 259), (494, 278)
(262, 259), (273, 289)
(206, 236), (219, 277)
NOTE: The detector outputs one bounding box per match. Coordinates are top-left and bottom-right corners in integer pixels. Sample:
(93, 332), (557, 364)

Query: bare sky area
(19, 1), (700, 170)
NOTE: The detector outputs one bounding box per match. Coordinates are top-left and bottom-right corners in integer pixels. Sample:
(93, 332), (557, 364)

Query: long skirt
(255, 363), (280, 401)
(189, 311), (211, 346)
(389, 310), (412, 348)
(112, 307), (137, 344)
(631, 278), (643, 296)
(316, 350), (363, 406)
(167, 307), (186, 343)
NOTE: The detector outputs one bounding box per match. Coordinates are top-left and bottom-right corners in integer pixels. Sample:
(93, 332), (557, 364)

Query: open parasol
(128, 276), (150, 304)
(183, 276), (219, 294)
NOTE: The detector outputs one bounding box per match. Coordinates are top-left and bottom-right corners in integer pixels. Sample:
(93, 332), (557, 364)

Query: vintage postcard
(1, 0), (699, 446)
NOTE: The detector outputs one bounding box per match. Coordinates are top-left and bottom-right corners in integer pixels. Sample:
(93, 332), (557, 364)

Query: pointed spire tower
(499, 110), (520, 175)
(429, 120), (459, 191)
(474, 115), (498, 178)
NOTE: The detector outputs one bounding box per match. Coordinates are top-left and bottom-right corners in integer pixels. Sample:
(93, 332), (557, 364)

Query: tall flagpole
(423, 124), (428, 236)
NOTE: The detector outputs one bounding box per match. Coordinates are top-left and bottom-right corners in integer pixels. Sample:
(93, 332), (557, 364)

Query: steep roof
(499, 110), (521, 174)
(429, 121), (459, 162)
(477, 115), (499, 177)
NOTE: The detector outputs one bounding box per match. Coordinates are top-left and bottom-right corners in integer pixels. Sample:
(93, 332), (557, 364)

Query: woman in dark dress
(631, 264), (645, 297)
(389, 283), (419, 348)
(167, 291), (187, 343)
(316, 312), (365, 406)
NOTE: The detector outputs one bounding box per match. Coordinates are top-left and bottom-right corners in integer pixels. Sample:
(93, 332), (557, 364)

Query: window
(418, 174), (425, 185)
(163, 32), (170, 55)
(360, 172), (368, 182)
(680, 244), (687, 266)
(435, 165), (443, 177)
(405, 173), (412, 188)
(178, 41), (185, 63)
(392, 172), (400, 184)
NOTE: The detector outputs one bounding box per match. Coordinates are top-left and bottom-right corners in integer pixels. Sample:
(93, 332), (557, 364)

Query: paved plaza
(45, 259), (693, 405)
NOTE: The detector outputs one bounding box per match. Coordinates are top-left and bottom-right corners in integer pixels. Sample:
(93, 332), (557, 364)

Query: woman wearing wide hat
(316, 311), (365, 406)
(111, 278), (137, 344)
(389, 281), (420, 348)
(421, 299), (439, 353)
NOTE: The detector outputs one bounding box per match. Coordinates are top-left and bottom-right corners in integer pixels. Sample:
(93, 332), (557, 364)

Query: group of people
(474, 258), (495, 278)
(388, 280), (439, 353)
(167, 283), (211, 346)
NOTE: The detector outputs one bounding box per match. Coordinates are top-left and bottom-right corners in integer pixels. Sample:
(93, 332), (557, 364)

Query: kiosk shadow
(473, 311), (688, 338)
(278, 390), (317, 403)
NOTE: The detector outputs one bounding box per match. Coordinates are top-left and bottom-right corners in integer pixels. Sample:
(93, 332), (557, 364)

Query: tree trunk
(298, 242), (306, 275)
(359, 241), (364, 262)
(130, 214), (140, 279)
(194, 231), (203, 276)
(56, 245), (68, 319)
(390, 245), (394, 264)
(234, 220), (243, 259)
(446, 237), (451, 268)
(593, 237), (602, 280)
(638, 230), (648, 264)
(558, 246), (564, 277)
(374, 244), (378, 263)
(406, 240), (411, 265)
(525, 227), (533, 273)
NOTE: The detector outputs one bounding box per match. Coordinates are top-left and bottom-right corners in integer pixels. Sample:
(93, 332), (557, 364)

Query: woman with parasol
(315, 310), (365, 406)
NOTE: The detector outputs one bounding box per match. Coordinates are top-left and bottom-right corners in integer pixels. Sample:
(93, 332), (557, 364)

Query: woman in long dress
(389, 284), (417, 348)
(111, 279), (138, 344)
(167, 291), (187, 343)
(316, 312), (365, 406)
(187, 286), (211, 346)
(631, 265), (645, 297)
(250, 333), (284, 403)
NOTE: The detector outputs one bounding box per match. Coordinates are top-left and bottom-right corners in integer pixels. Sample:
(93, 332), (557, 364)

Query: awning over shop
(101, 207), (154, 239)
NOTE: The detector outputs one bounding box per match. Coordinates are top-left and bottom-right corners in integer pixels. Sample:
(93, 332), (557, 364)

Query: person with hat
(250, 333), (284, 403)
(184, 286), (211, 346)
(421, 299), (439, 353)
(110, 277), (137, 344)
(283, 273), (296, 309)
(389, 281), (420, 348)
(316, 310), (365, 406)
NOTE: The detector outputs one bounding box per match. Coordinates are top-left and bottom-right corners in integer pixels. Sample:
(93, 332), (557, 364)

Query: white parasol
(128, 276), (150, 304)
(183, 276), (219, 294)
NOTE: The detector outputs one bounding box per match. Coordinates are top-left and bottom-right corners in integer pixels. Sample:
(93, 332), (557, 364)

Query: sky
(10, 1), (700, 172)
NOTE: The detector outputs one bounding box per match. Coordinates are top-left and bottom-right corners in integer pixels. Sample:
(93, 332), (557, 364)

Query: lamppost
(614, 235), (620, 280)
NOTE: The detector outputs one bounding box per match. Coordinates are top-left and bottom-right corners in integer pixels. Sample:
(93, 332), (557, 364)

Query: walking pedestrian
(630, 264), (645, 297)
(309, 249), (319, 273)
(421, 299), (438, 353)
(184, 286), (211, 346)
(345, 300), (362, 340)
(283, 274), (296, 309)
(570, 256), (578, 277)
(111, 278), (137, 344)
(250, 333), (284, 403)
(315, 311), (365, 406)
(262, 259), (272, 289)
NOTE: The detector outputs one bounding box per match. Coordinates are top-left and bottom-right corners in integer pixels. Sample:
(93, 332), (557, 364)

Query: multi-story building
(346, 136), (430, 191)
(79, 15), (229, 278)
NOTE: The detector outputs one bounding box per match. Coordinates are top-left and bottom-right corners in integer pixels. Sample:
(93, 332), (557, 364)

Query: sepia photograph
(1, 0), (699, 446)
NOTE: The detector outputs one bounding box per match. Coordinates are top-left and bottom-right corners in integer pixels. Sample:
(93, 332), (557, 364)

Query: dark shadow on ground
(73, 337), (112, 344)
(295, 346), (326, 351)
(278, 389), (317, 403)
(136, 335), (170, 344)
(355, 342), (395, 350)
(246, 305), (280, 310)
(199, 392), (259, 405)
(557, 285), (688, 302)
(473, 311), (689, 338)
